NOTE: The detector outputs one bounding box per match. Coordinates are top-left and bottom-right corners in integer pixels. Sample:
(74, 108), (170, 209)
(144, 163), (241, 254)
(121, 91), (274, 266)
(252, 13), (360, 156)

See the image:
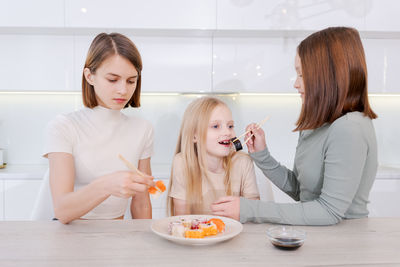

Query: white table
(0, 218), (399, 266)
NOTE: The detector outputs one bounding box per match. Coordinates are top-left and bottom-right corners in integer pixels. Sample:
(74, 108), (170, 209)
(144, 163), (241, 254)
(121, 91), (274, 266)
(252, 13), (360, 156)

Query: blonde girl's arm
(130, 157), (152, 219)
(173, 198), (190, 215)
(240, 154), (261, 200)
(49, 152), (154, 224)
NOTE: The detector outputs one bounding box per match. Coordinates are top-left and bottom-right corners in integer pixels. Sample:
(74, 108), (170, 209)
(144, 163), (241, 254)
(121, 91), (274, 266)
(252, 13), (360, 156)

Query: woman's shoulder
(124, 114), (153, 130)
(331, 112), (373, 131)
(328, 111), (374, 141)
(47, 110), (80, 129)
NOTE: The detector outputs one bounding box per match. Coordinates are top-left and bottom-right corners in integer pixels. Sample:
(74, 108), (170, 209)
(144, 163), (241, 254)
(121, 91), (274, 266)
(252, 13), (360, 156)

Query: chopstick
(118, 154), (162, 193)
(118, 154), (147, 177)
(232, 115), (270, 143)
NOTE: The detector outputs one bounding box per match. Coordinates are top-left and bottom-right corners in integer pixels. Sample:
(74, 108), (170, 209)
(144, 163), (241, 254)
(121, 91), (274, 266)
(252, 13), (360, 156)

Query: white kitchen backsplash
(0, 94), (399, 167)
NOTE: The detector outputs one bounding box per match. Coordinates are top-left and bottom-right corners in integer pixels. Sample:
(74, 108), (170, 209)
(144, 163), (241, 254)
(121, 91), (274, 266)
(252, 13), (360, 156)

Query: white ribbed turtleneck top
(43, 105), (154, 219)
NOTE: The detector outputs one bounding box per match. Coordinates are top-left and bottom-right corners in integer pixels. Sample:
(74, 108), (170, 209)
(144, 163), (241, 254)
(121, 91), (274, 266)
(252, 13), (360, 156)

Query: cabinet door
(74, 35), (212, 93)
(365, 0), (400, 31)
(65, 0), (216, 29)
(217, 0), (365, 31)
(363, 39), (400, 94)
(4, 180), (42, 220)
(213, 37), (299, 93)
(0, 35), (74, 91)
(368, 179), (400, 217)
(0, 181), (4, 220)
(0, 0), (64, 27)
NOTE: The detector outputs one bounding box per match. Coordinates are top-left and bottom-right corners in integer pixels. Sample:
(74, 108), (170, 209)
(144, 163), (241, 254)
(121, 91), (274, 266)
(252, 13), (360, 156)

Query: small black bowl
(266, 226), (306, 250)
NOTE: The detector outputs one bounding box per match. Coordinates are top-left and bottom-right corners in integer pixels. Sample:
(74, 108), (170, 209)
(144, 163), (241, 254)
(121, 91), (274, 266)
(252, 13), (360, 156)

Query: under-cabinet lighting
(0, 92), (399, 97)
(369, 94), (400, 97)
(0, 91), (81, 95)
(239, 93), (299, 96)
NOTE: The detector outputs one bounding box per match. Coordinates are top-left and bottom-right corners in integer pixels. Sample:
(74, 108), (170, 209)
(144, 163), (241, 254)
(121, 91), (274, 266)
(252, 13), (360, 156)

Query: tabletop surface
(0, 218), (399, 266)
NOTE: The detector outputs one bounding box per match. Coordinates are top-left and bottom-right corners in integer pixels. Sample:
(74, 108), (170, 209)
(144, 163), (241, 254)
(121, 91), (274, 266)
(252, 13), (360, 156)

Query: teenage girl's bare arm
(130, 157), (153, 219)
(49, 152), (154, 224)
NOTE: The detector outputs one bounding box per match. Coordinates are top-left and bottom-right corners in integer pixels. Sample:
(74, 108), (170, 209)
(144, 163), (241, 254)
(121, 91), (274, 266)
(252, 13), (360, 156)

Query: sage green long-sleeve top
(240, 111), (378, 225)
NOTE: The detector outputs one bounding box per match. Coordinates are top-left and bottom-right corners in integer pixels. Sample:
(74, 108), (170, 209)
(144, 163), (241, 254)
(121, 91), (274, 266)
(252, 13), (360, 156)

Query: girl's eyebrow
(106, 73), (138, 79)
(209, 120), (234, 124)
(106, 73), (120, 77)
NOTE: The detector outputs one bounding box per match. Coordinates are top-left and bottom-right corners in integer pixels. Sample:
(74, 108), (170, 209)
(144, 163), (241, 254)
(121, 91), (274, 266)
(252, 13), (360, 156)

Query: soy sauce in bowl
(266, 226), (306, 250)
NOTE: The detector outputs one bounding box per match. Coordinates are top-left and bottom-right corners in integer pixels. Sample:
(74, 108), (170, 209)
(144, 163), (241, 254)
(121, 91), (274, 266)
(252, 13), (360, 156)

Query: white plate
(151, 215), (243, 246)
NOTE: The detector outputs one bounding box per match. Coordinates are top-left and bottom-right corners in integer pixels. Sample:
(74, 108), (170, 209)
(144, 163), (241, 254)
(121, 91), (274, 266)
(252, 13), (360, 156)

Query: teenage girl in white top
(43, 33), (155, 224)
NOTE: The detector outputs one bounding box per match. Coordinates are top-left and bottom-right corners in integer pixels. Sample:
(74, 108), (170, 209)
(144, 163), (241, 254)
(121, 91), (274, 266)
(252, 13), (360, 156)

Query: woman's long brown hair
(295, 27), (377, 131)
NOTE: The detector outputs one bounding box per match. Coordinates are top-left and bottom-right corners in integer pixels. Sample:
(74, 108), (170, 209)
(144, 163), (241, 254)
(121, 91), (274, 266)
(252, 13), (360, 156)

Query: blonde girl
(167, 97), (260, 216)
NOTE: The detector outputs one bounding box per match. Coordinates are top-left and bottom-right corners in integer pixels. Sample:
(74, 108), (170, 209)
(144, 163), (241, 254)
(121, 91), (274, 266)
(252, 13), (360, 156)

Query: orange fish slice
(208, 218), (225, 233)
(149, 180), (166, 196)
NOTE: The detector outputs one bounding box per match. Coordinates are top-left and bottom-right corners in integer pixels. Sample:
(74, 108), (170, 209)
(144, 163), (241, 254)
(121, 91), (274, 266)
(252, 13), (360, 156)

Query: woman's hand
(105, 171), (155, 198)
(211, 196), (240, 221)
(245, 123), (267, 153)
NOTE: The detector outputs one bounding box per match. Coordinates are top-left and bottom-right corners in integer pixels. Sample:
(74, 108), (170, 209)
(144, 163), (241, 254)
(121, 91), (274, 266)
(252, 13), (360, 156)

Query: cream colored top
(169, 152), (260, 214)
(43, 106), (154, 219)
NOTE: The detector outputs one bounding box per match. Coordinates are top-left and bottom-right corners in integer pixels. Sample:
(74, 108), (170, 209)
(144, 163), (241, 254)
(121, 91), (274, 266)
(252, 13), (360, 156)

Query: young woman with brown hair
(211, 27), (378, 226)
(40, 33), (155, 224)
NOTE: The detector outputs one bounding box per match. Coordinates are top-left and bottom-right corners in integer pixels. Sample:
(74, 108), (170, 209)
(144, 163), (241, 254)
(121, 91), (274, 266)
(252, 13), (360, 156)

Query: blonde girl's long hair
(167, 97), (234, 216)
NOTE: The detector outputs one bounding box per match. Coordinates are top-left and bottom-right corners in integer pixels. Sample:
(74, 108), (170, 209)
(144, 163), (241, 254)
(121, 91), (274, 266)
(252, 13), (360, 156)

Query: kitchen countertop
(0, 163), (172, 180)
(1, 163), (399, 180)
(0, 218), (399, 266)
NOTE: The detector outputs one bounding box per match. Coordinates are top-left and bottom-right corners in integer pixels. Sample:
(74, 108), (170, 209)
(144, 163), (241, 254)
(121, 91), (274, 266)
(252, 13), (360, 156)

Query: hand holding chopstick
(244, 116), (269, 144)
(118, 154), (166, 196)
(118, 154), (147, 177)
(232, 116), (270, 143)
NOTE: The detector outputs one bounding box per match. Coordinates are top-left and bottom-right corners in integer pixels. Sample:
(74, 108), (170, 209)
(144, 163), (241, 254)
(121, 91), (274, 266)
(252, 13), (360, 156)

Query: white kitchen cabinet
(212, 37), (299, 93)
(65, 0), (216, 30)
(0, 35), (74, 91)
(363, 39), (400, 93)
(152, 208), (167, 219)
(0, 0), (64, 28)
(368, 179), (400, 217)
(213, 35), (400, 94)
(0, 181), (4, 220)
(4, 180), (42, 220)
(365, 0), (400, 31)
(216, 0), (365, 31)
(73, 35), (213, 93)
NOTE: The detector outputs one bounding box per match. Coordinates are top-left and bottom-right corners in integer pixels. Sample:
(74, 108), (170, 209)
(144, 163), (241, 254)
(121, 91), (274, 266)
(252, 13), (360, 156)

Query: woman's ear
(83, 68), (94, 85)
(193, 134), (198, 143)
